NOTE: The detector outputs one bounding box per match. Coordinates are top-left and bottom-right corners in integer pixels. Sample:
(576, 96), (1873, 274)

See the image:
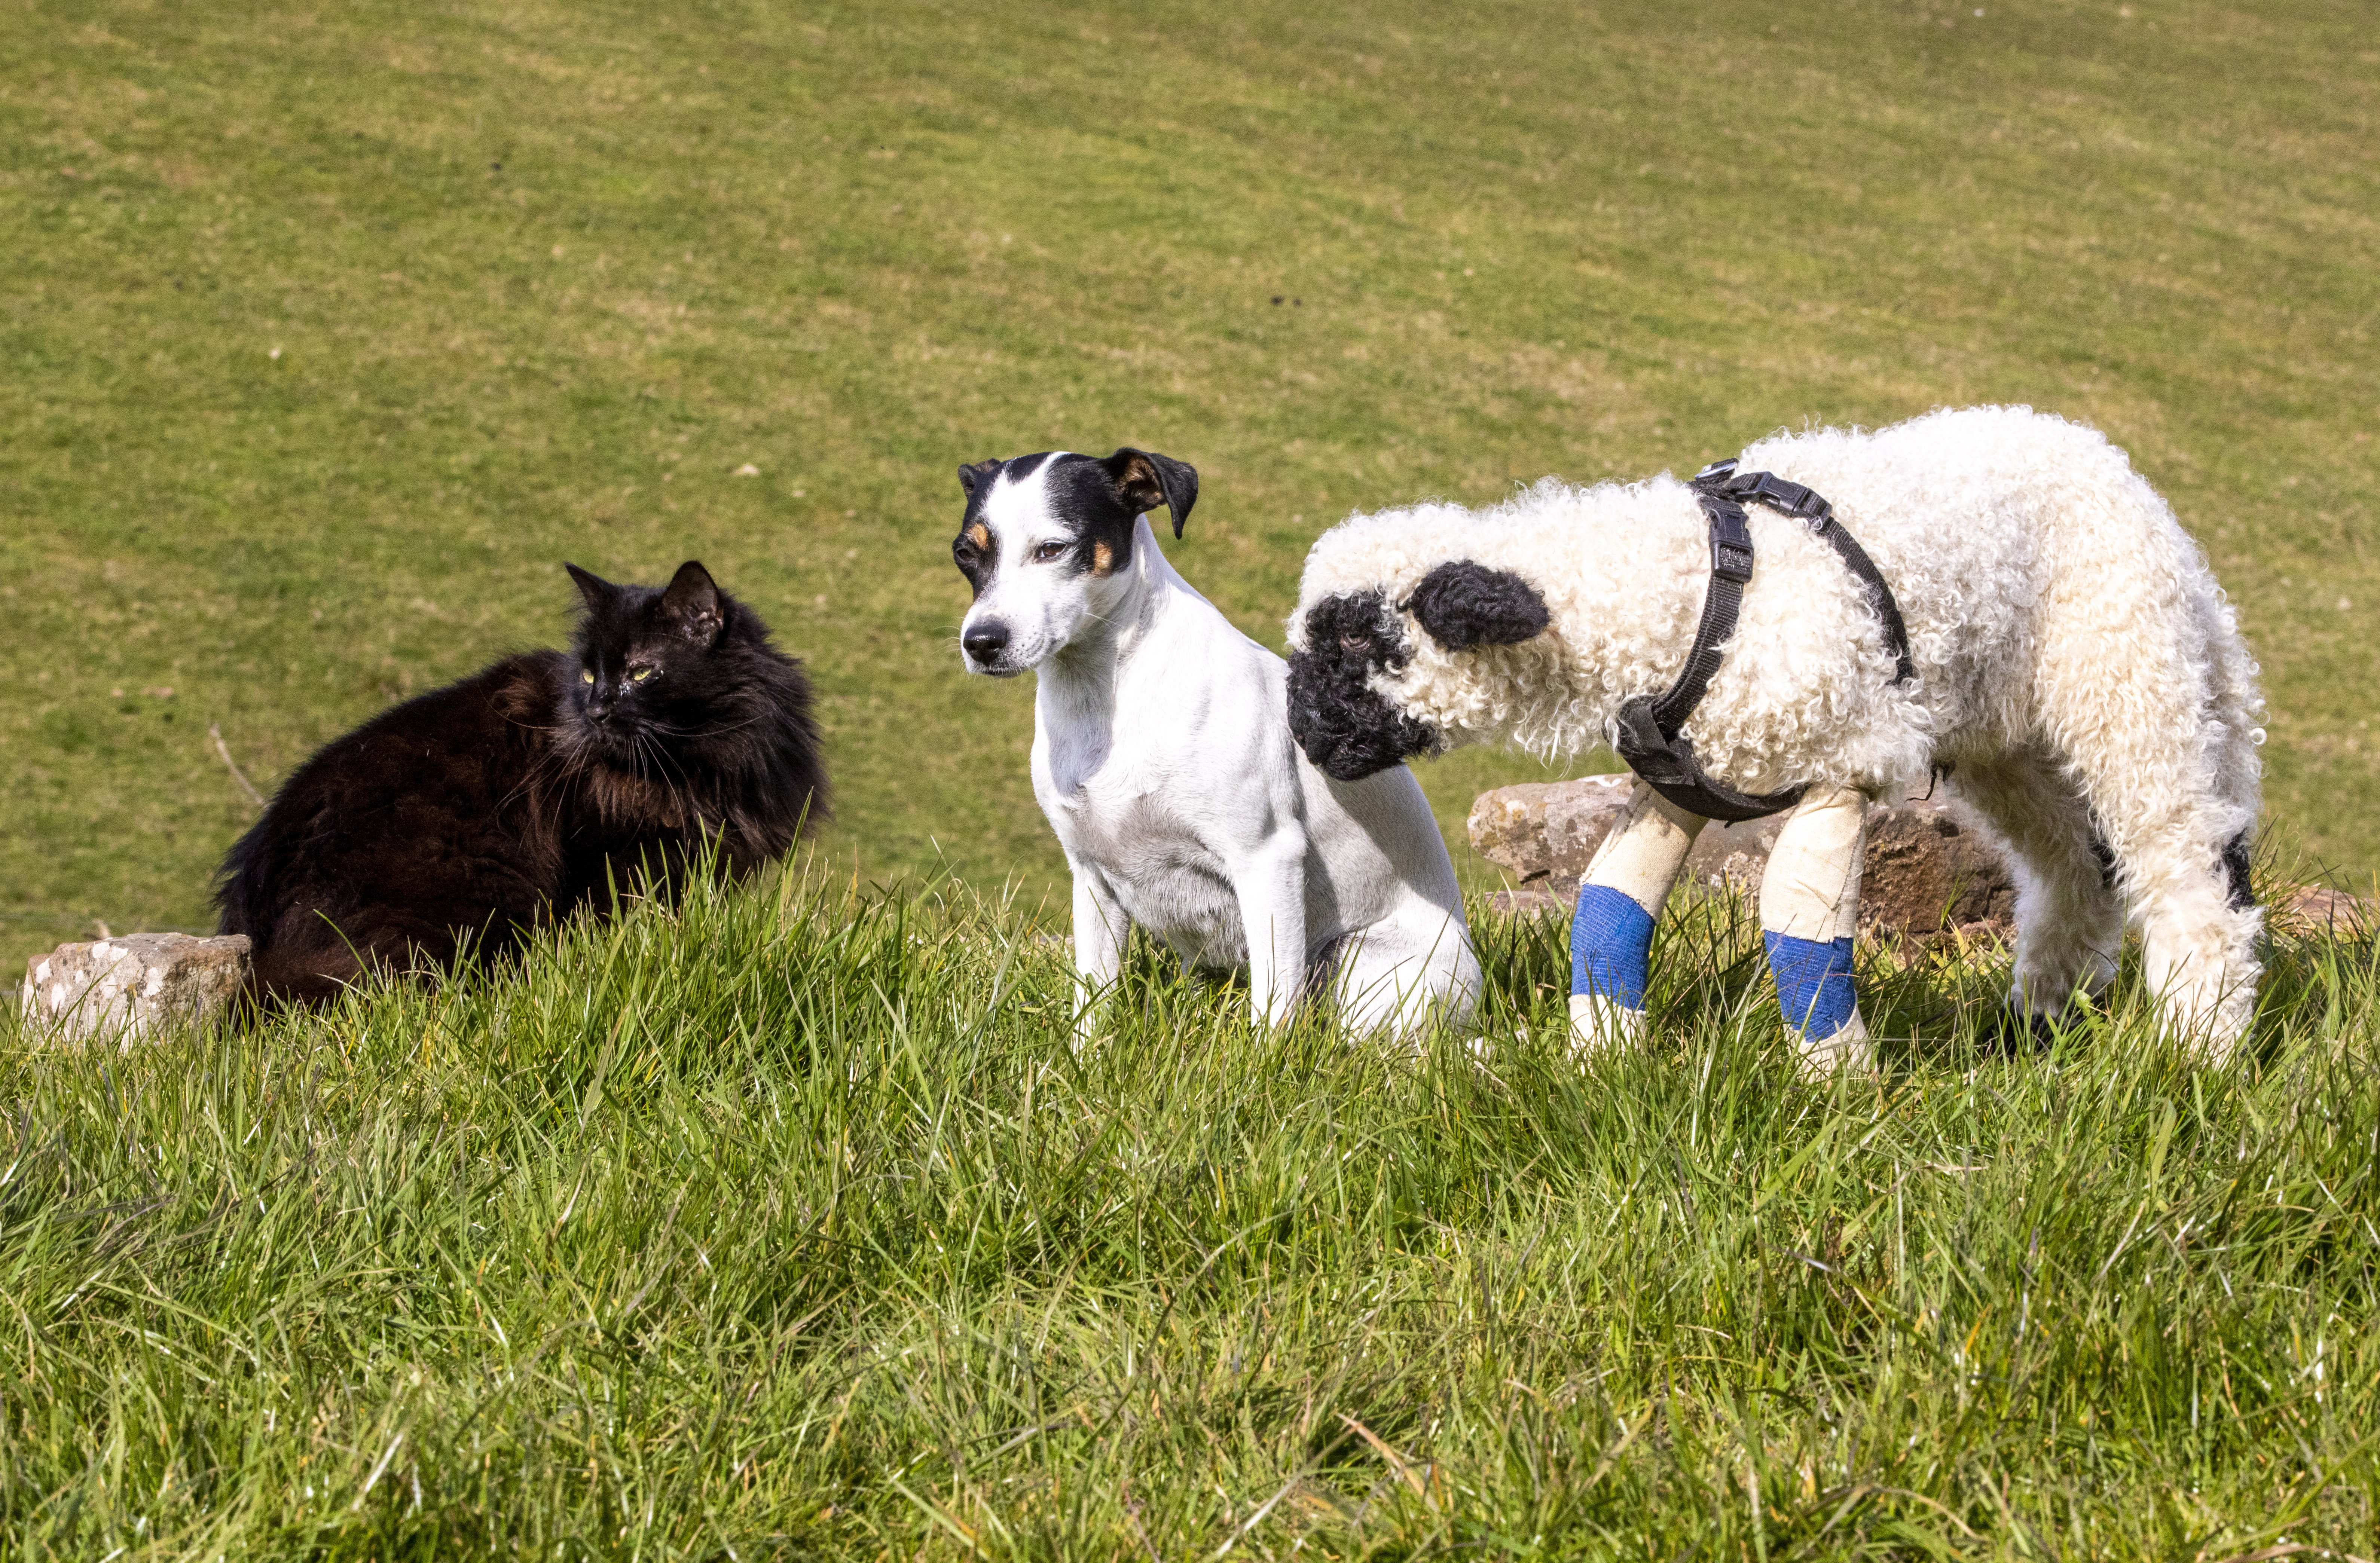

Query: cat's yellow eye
(629, 666), (656, 682)
(580, 669), (595, 683)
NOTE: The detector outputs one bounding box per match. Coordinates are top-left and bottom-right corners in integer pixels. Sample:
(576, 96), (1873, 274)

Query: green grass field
(4, 0), (2376, 971)
(8, 1), (2380, 1556)
(4, 873), (2379, 1558)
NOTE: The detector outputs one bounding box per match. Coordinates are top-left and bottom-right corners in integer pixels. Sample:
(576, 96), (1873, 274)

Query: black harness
(1611, 459), (1915, 823)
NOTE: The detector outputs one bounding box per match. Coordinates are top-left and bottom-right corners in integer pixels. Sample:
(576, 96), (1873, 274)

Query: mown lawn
(3, 871), (2378, 1558)
(3, 0), (2376, 972)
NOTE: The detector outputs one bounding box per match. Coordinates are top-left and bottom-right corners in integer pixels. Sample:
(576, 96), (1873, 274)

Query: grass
(4, 862), (2379, 1558)
(6, 1), (2380, 1553)
(4, 0), (2378, 972)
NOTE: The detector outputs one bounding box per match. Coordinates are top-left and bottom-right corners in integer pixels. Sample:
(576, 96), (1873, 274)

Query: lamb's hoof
(1794, 1011), (1875, 1078)
(1567, 993), (1644, 1059)
(1988, 1007), (2062, 1058)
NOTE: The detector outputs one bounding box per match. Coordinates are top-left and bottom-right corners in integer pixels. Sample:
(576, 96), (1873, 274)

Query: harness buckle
(1702, 494), (1756, 584)
(1769, 475), (1833, 522)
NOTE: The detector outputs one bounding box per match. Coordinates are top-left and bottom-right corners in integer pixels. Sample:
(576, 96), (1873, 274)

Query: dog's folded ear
(1405, 561), (1551, 650)
(957, 458), (1004, 498)
(1103, 449), (1199, 539)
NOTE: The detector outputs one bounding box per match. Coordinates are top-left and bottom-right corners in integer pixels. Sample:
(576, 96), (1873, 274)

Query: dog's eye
(1032, 541), (1068, 563)
(1340, 633), (1371, 654)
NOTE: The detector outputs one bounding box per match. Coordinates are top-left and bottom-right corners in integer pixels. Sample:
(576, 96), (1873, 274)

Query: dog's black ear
(1406, 561), (1550, 650)
(1104, 448), (1198, 539)
(958, 458), (1003, 499)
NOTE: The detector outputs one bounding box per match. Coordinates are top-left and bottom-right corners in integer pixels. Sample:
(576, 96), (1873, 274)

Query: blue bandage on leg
(1765, 932), (1857, 1039)
(1573, 884), (1657, 1010)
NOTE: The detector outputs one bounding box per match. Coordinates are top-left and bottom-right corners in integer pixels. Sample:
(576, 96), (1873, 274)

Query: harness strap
(1611, 459), (1915, 823)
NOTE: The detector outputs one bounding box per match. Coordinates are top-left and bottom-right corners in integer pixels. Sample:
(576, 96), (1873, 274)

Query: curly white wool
(1291, 405), (2267, 1052)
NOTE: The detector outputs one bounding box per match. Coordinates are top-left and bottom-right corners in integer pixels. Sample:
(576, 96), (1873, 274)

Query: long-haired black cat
(216, 560), (827, 1005)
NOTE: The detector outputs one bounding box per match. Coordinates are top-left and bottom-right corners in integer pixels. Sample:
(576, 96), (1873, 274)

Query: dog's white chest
(1037, 760), (1248, 967)
(1035, 718), (1247, 967)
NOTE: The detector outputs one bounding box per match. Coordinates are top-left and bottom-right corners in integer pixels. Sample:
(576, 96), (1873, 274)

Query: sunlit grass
(3, 857), (2376, 1558)
(4, 0), (2376, 968)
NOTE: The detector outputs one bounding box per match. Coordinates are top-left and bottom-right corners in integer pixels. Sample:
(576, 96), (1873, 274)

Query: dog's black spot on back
(1287, 591), (1436, 782)
(1406, 561), (1550, 649)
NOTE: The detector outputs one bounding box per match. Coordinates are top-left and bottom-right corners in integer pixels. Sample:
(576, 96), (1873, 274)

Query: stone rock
(1469, 775), (2016, 942)
(2276, 885), (2371, 934)
(20, 933), (251, 1043)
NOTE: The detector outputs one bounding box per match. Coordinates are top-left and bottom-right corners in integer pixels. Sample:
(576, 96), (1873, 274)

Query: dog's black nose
(962, 620), (1011, 662)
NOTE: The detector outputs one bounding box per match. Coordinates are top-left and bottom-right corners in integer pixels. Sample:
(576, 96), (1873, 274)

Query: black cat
(216, 560), (827, 1005)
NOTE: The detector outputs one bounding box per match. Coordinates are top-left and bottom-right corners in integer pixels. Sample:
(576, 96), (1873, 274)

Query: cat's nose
(962, 620), (1011, 663)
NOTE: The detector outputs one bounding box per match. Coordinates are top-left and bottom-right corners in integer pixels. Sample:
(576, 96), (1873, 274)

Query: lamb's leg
(1568, 782), (1705, 1052)
(2061, 744), (2262, 1060)
(2012, 475), (2264, 1055)
(1760, 783), (1874, 1074)
(1950, 748), (2122, 1035)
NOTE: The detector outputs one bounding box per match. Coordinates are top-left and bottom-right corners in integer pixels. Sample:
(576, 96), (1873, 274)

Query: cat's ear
(659, 560), (723, 645)
(565, 563), (615, 611)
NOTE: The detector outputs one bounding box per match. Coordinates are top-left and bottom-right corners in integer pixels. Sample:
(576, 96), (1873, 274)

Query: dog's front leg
(1069, 860), (1129, 1051)
(1233, 833), (1309, 1031)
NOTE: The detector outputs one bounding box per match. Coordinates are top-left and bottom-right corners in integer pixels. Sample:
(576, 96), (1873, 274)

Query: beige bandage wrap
(1762, 783), (1875, 1074)
(1567, 782), (1706, 1053)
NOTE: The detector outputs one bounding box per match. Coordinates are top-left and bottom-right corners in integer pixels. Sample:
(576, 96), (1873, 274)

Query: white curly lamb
(1284, 406), (2266, 1062)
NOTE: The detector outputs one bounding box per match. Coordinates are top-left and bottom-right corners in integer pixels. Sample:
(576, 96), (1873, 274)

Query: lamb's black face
(1287, 591), (1438, 782)
(1287, 560), (1553, 782)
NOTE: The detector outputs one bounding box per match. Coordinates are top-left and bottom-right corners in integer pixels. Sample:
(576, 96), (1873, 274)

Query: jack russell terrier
(951, 447), (1480, 1042)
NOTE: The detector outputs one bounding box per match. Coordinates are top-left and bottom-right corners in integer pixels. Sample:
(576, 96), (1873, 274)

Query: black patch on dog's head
(951, 448), (1199, 591)
(1287, 590), (1438, 782)
(1406, 561), (1550, 649)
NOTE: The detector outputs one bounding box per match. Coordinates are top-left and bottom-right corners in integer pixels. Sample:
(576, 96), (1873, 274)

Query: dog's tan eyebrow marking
(965, 521), (991, 551)
(1091, 539), (1115, 575)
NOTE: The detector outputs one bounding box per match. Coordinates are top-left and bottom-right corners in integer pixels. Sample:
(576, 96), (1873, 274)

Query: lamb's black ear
(1405, 561), (1550, 650)
(1104, 448), (1198, 539)
(565, 563), (615, 611)
(958, 459), (1003, 499)
(658, 560), (724, 643)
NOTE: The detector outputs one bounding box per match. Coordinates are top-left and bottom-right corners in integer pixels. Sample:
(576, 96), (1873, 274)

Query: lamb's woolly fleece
(1292, 406), (2268, 1048)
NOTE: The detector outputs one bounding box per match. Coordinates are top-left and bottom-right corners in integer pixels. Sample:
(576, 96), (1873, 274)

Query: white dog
(951, 447), (1481, 1040)
(1284, 407), (2264, 1061)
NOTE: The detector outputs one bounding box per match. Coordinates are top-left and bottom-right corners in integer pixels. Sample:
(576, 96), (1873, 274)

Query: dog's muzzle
(1286, 646), (1436, 782)
(960, 617), (1024, 677)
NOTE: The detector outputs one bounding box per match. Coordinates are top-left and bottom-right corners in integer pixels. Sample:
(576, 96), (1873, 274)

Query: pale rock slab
(20, 933), (251, 1043)
(1469, 774), (2017, 943)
